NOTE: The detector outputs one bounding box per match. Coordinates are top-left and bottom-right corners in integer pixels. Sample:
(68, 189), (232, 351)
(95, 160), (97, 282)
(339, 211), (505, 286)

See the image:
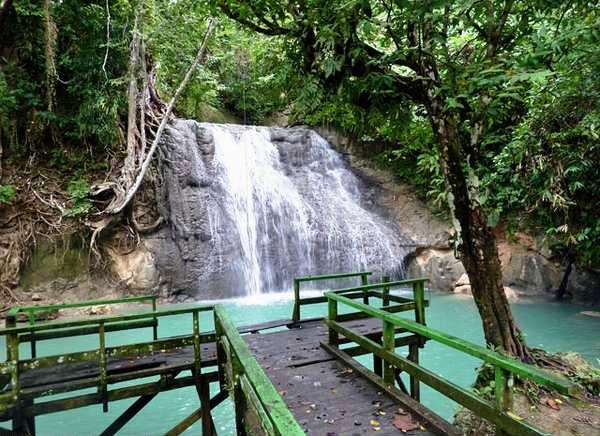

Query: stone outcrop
(108, 243), (159, 291)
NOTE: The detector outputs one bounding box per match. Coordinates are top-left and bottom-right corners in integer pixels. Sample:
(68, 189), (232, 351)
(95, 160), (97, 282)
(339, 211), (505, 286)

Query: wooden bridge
(0, 273), (577, 435)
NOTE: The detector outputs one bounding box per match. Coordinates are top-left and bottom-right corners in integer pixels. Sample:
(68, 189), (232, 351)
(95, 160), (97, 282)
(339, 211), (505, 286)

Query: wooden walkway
(3, 317), (454, 435)
(245, 318), (455, 435)
(1, 274), (577, 435)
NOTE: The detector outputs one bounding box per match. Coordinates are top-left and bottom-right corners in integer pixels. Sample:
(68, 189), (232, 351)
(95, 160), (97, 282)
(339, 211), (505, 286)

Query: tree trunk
(556, 251), (574, 300)
(430, 108), (530, 360)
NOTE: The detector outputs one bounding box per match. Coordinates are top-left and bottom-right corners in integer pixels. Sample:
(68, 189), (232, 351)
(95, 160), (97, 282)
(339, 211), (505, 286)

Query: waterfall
(157, 121), (413, 298)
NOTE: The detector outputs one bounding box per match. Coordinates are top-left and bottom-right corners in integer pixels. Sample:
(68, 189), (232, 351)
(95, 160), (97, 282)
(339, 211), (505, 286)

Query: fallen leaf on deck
(393, 414), (419, 432)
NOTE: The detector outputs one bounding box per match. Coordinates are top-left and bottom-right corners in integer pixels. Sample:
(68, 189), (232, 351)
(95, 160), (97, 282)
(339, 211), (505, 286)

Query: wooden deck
(245, 318), (456, 435)
(4, 317), (456, 435)
(2, 278), (576, 435)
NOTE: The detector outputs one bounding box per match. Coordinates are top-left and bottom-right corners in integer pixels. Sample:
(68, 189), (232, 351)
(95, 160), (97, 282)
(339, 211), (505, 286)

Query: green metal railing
(292, 271), (372, 321)
(0, 304), (213, 415)
(6, 295), (159, 358)
(324, 292), (579, 436)
(213, 305), (304, 435)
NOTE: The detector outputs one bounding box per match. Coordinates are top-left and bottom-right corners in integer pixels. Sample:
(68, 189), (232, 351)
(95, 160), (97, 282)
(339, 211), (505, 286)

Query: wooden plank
(261, 357), (435, 435)
(320, 341), (458, 436)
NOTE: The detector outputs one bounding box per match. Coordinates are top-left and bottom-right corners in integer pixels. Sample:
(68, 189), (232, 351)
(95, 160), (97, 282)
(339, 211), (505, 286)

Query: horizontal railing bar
(295, 271), (372, 282)
(326, 292), (576, 395)
(298, 291), (421, 307)
(336, 302), (425, 322)
(0, 305), (214, 336)
(326, 320), (547, 436)
(214, 304), (304, 435)
(9, 295), (158, 315)
(17, 333), (214, 372)
(330, 278), (428, 294)
(19, 319), (158, 343)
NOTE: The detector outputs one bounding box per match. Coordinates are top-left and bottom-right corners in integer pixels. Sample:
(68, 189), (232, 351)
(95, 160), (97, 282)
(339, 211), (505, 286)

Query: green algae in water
(1, 293), (598, 435)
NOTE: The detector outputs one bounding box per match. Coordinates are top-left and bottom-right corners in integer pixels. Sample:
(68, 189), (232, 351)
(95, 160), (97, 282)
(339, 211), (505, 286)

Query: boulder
(108, 243), (159, 291)
(407, 248), (465, 292)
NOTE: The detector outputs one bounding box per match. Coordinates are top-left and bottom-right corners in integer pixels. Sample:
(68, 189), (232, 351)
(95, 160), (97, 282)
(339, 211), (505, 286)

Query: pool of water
(1, 292), (598, 435)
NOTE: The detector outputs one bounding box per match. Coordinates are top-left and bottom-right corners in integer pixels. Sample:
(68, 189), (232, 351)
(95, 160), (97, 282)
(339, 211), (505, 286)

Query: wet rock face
(149, 120), (412, 299)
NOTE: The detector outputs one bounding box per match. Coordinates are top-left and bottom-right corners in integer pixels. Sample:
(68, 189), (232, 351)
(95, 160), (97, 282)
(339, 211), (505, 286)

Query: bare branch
(107, 18), (217, 215)
(101, 0), (111, 80)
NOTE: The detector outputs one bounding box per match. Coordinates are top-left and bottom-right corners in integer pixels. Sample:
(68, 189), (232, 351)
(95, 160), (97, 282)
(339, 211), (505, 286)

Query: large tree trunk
(430, 108), (530, 360)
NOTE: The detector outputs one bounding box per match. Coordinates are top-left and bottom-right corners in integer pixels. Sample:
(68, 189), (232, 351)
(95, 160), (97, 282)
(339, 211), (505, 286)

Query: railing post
(382, 320), (395, 385)
(495, 366), (513, 411)
(382, 275), (390, 307)
(413, 280), (426, 326)
(292, 279), (300, 322)
(192, 310), (212, 436)
(214, 310), (227, 391)
(361, 273), (369, 305)
(27, 310), (37, 359)
(151, 297), (158, 341)
(408, 344), (420, 401)
(98, 321), (108, 412)
(192, 311), (201, 377)
(327, 297), (338, 346)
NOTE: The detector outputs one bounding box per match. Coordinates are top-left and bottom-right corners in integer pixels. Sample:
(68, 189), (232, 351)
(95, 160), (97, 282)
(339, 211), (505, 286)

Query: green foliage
(0, 185), (17, 205)
(218, 0), (600, 268)
(65, 178), (92, 217)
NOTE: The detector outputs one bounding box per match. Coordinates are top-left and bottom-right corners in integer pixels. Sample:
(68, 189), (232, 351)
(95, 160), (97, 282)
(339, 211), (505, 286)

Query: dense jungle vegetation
(0, 1), (598, 356)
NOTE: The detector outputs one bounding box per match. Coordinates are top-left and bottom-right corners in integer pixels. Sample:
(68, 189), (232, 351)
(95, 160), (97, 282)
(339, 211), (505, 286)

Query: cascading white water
(195, 123), (412, 295)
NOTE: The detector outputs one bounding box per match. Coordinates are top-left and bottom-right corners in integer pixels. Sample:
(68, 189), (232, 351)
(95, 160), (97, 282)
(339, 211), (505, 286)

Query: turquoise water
(1, 292), (598, 435)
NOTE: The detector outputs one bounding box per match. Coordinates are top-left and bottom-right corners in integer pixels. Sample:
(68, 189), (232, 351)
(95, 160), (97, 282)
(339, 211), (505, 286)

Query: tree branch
(107, 18), (217, 215)
(218, 1), (289, 36)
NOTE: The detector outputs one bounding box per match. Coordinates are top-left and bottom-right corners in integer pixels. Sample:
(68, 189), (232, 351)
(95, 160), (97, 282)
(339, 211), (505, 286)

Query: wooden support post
(394, 368), (410, 395)
(213, 315), (227, 391)
(198, 374), (213, 436)
(7, 327), (24, 434)
(292, 279), (300, 322)
(373, 333), (382, 377)
(328, 298), (338, 346)
(99, 393), (158, 436)
(382, 275), (390, 307)
(230, 352), (247, 436)
(164, 390), (227, 436)
(192, 311), (213, 436)
(27, 311), (37, 359)
(382, 320), (395, 385)
(151, 298), (158, 341)
(99, 321), (108, 413)
(361, 273), (369, 305)
(192, 312), (201, 377)
(408, 343), (420, 401)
